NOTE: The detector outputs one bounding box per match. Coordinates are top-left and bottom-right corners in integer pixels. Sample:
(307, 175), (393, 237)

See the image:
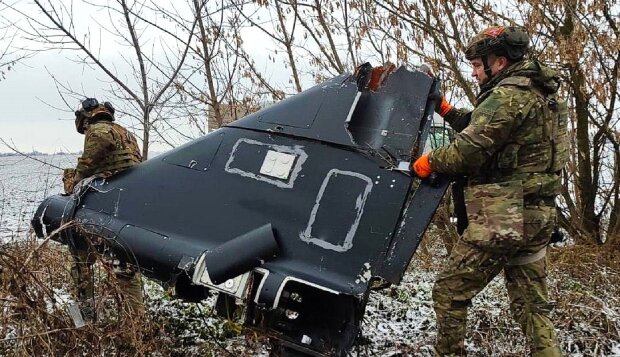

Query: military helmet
(74, 98), (115, 134)
(464, 26), (530, 61)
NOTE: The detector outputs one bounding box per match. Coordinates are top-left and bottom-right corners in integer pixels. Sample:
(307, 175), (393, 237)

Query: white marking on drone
(300, 169), (373, 252)
(224, 138), (308, 189)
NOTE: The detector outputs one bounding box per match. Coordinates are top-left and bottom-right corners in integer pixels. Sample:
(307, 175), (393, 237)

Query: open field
(0, 154), (76, 241)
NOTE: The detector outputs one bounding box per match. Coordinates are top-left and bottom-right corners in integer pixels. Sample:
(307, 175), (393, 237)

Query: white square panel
(260, 150), (297, 180)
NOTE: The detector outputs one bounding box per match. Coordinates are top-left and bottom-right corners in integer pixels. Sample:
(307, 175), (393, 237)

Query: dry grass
(2, 227), (618, 356)
(548, 245), (620, 355)
(1, 237), (154, 356)
(411, 226), (620, 356)
(0, 235), (253, 356)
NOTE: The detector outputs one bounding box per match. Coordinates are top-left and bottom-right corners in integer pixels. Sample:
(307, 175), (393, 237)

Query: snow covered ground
(0, 154), (75, 241)
(1, 155), (619, 356)
(138, 240), (620, 356)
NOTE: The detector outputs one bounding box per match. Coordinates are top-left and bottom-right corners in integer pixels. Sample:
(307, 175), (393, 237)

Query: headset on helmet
(74, 98), (115, 134)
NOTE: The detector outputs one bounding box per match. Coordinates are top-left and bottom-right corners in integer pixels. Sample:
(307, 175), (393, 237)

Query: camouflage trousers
(433, 200), (562, 356)
(71, 247), (145, 320)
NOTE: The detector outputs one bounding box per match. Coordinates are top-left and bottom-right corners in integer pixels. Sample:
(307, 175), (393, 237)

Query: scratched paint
(355, 262), (373, 284)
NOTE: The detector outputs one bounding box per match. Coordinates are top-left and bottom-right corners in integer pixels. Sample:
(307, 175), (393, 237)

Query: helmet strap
(482, 55), (493, 79)
(82, 117), (91, 131)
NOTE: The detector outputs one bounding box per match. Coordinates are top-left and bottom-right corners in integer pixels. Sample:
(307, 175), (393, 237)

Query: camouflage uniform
(428, 60), (567, 356)
(68, 118), (144, 319)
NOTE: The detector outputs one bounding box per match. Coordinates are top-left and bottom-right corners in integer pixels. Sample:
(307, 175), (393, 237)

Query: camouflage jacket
(72, 121), (142, 187)
(428, 60), (568, 201)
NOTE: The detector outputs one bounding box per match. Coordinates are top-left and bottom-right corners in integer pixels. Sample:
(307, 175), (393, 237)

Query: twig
(0, 137), (64, 170)
(0, 327), (78, 342)
(21, 221), (76, 270)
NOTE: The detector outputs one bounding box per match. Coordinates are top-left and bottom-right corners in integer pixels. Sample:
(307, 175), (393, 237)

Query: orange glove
(437, 97), (453, 117)
(412, 154), (432, 178)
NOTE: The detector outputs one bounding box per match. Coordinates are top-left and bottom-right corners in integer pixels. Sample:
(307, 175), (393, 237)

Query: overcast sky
(0, 52), (105, 153)
(1, 1), (122, 154)
(0, 41), (279, 155)
(0, 1), (298, 155)
(0, 50), (285, 155)
(0, 0), (442, 155)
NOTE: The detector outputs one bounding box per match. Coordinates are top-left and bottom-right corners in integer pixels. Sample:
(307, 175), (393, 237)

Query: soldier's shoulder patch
(470, 106), (497, 126)
(474, 91), (504, 117)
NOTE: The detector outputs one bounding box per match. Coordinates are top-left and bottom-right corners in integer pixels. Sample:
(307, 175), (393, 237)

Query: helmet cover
(74, 98), (115, 134)
(465, 26), (530, 61)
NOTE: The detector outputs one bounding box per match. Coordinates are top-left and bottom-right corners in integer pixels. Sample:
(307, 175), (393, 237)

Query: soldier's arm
(443, 107), (472, 133)
(74, 128), (115, 182)
(428, 91), (518, 175)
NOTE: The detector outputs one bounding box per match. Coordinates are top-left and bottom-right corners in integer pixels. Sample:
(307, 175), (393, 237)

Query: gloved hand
(411, 154), (432, 178)
(419, 63), (434, 77)
(353, 62), (373, 91)
(419, 63), (453, 117)
(436, 96), (453, 117)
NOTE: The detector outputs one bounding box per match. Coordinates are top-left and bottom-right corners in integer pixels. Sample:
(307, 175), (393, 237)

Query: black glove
(353, 62), (373, 91)
(419, 64), (445, 114)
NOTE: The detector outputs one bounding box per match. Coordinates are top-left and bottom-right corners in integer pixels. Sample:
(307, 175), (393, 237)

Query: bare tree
(0, 2), (30, 81)
(155, 0), (252, 132)
(0, 30), (18, 81)
(513, 0), (619, 246)
(366, 0), (619, 247)
(230, 0), (305, 95)
(14, 0), (198, 159)
(228, 0), (372, 106)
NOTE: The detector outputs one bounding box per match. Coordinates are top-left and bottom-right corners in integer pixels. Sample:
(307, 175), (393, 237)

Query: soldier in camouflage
(412, 26), (567, 356)
(64, 98), (144, 321)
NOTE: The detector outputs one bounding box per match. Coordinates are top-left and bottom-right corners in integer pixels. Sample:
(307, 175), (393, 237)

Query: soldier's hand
(436, 96), (453, 117)
(411, 154), (432, 178)
(353, 62), (373, 91)
(419, 64), (453, 117)
(63, 168), (76, 194)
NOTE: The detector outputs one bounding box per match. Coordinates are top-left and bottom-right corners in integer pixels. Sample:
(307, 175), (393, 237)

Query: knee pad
(433, 287), (472, 311)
